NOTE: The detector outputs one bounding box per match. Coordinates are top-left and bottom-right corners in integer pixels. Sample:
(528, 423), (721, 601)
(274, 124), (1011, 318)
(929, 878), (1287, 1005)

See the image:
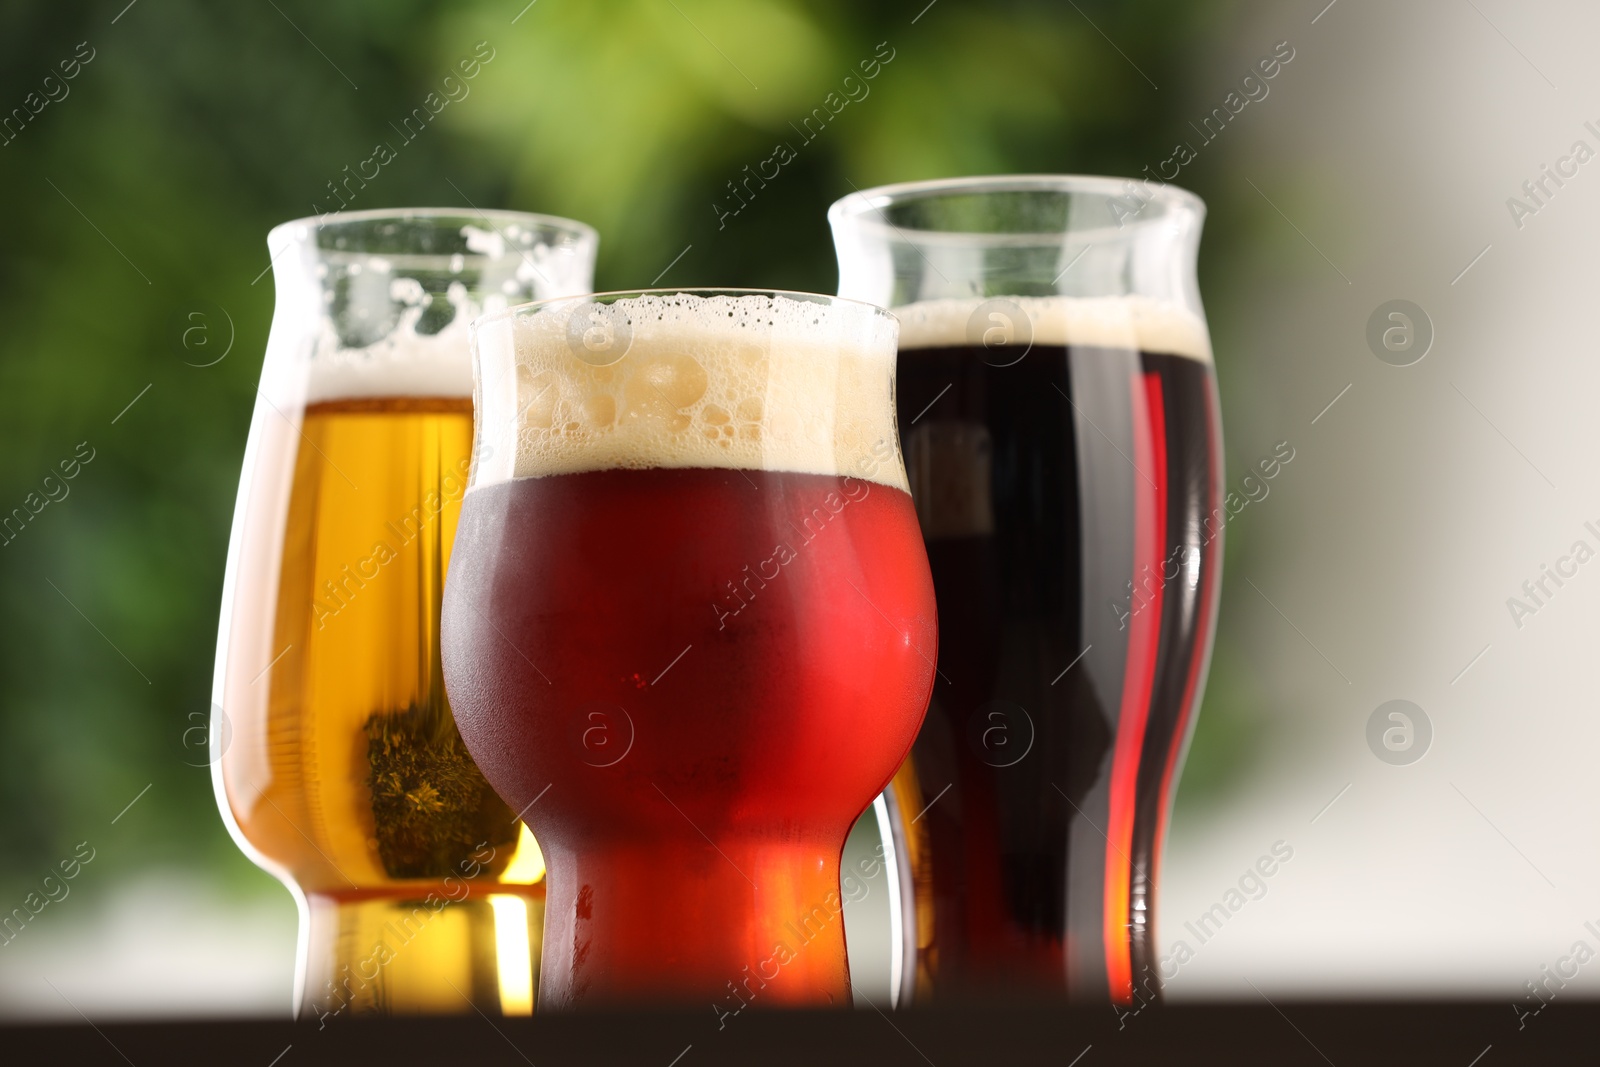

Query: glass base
(538, 840), (850, 1011)
(301, 885), (544, 1023)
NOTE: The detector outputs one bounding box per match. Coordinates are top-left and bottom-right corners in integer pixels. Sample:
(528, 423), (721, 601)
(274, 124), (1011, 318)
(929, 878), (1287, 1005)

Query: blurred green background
(0, 0), (1273, 993)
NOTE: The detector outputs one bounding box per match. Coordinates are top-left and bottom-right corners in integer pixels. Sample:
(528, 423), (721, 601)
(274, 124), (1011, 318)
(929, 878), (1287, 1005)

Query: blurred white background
(1160, 0), (1600, 1000)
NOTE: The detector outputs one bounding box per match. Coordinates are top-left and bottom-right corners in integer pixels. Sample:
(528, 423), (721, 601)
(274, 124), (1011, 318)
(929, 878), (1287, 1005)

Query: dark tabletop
(2, 1000), (1584, 1066)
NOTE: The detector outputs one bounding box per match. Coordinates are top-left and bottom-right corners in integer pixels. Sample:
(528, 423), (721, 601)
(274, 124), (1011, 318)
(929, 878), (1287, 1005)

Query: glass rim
(827, 173), (1206, 239)
(474, 287), (897, 331)
(266, 206), (599, 258)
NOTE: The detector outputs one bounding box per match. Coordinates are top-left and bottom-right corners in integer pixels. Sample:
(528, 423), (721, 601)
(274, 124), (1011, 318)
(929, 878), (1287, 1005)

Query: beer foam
(893, 295), (1212, 362)
(474, 293), (907, 491)
(304, 280), (484, 404)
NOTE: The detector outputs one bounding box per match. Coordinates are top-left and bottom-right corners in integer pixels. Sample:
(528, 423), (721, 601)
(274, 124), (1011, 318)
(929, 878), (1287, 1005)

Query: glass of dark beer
(440, 289), (938, 1011)
(212, 209), (597, 1020)
(830, 176), (1222, 1007)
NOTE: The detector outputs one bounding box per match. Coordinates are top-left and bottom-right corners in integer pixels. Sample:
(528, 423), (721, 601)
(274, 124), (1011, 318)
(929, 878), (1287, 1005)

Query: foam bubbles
(288, 218), (594, 406)
(304, 280), (501, 404)
(894, 295), (1212, 362)
(474, 293), (906, 491)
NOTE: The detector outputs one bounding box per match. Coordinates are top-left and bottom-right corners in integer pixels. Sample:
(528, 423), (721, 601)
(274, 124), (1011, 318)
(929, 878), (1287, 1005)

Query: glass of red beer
(440, 289), (937, 1011)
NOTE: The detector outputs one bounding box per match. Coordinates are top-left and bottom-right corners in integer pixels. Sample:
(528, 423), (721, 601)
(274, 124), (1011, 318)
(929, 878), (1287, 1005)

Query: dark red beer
(441, 291), (936, 1011)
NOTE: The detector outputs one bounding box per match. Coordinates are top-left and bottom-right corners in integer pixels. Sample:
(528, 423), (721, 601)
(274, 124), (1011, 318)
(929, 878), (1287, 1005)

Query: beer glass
(212, 208), (596, 1020)
(831, 176), (1223, 1006)
(440, 289), (937, 1011)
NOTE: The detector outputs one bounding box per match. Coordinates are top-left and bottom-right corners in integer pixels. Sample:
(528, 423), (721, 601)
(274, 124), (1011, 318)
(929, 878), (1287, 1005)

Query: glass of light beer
(441, 289), (937, 1011)
(212, 208), (596, 1020)
(830, 176), (1223, 1007)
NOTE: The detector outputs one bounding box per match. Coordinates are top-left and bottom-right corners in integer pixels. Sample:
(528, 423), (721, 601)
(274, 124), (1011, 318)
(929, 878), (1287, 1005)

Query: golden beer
(212, 209), (597, 1020)
(222, 396), (545, 1019)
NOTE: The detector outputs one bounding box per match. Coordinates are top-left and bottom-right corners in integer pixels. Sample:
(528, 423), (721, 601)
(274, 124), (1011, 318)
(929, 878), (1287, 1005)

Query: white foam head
(893, 294), (1212, 361)
(267, 215), (597, 406)
(471, 293), (908, 492)
(303, 280), (490, 404)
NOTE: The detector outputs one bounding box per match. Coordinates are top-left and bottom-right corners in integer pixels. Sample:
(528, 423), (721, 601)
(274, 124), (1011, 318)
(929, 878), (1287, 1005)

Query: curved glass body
(440, 289), (937, 1011)
(831, 176), (1223, 1006)
(211, 208), (596, 1020)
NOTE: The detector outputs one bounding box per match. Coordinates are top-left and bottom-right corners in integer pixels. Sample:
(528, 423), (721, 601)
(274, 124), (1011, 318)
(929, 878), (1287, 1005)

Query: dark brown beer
(891, 297), (1222, 1003)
